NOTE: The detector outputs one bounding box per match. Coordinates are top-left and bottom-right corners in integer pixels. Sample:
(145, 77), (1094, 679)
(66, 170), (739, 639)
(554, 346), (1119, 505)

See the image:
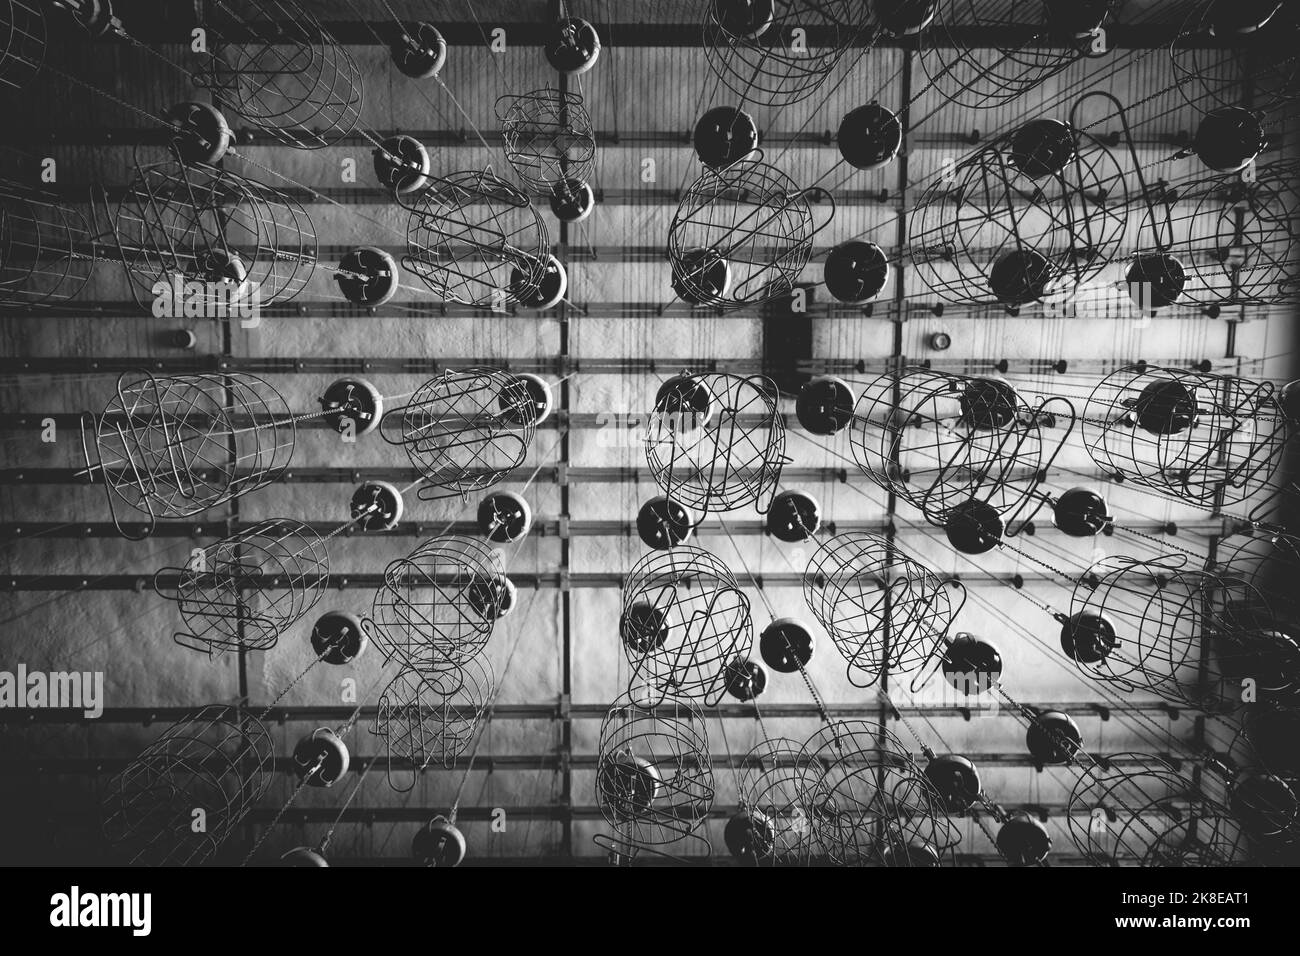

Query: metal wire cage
(102, 706), (273, 866)
(803, 532), (964, 689)
(402, 169), (550, 306)
(496, 88), (596, 194)
(799, 721), (961, 866)
(1067, 753), (1249, 866)
(644, 371), (789, 518)
(849, 367), (1074, 527)
(1170, 0), (1300, 114)
(1061, 555), (1253, 711)
(367, 535), (505, 674)
(1210, 530), (1300, 708)
(668, 154), (832, 309)
(0, 0), (45, 95)
(620, 546), (753, 706)
(194, 0), (363, 149)
(0, 179), (95, 310)
(701, 0), (869, 107)
(80, 371), (296, 539)
(1080, 365), (1291, 508)
(594, 691), (715, 860)
(1136, 164), (1299, 306)
(380, 368), (538, 501)
(102, 159), (318, 308)
(372, 656), (496, 791)
(918, 0), (1111, 110)
(735, 736), (821, 864)
(155, 518), (329, 655)
(908, 120), (1128, 305)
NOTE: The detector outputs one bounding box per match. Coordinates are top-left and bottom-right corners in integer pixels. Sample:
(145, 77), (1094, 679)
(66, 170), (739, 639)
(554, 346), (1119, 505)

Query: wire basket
(1137, 163), (1299, 306)
(1170, 0), (1300, 114)
(908, 120), (1128, 305)
(799, 721), (961, 866)
(644, 371), (788, 518)
(620, 546), (753, 706)
(102, 705), (273, 865)
(0, 0), (45, 95)
(372, 656), (496, 790)
(103, 159), (318, 308)
(803, 532), (964, 689)
(194, 0), (362, 149)
(1067, 753), (1249, 866)
(403, 169), (550, 306)
(735, 736), (821, 864)
(1061, 555), (1249, 711)
(918, 0), (1109, 110)
(81, 371), (296, 539)
(1209, 530), (1300, 708)
(849, 367), (1074, 528)
(668, 153), (832, 309)
(702, 0), (869, 107)
(0, 179), (95, 310)
(496, 88), (596, 194)
(594, 691), (715, 860)
(367, 535), (505, 674)
(1081, 365), (1291, 508)
(379, 368), (538, 501)
(155, 518), (329, 655)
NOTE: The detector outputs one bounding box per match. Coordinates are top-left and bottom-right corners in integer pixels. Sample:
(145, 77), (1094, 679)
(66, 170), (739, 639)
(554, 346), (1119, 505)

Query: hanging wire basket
(735, 736), (821, 864)
(1081, 365), (1291, 508)
(102, 705), (273, 865)
(918, 0), (1112, 110)
(620, 546), (753, 706)
(102, 159), (318, 308)
(849, 367), (1074, 528)
(799, 721), (961, 866)
(372, 655), (496, 790)
(194, 0), (363, 149)
(1061, 555), (1252, 711)
(402, 169), (551, 306)
(496, 87), (596, 194)
(668, 153), (833, 309)
(1137, 162), (1300, 306)
(1170, 0), (1300, 114)
(0, 179), (96, 310)
(594, 691), (715, 860)
(908, 118), (1128, 306)
(803, 532), (965, 689)
(644, 371), (789, 519)
(80, 371), (296, 539)
(1067, 753), (1249, 866)
(154, 518), (329, 655)
(702, 0), (869, 107)
(366, 535), (506, 674)
(0, 0), (46, 95)
(379, 368), (538, 501)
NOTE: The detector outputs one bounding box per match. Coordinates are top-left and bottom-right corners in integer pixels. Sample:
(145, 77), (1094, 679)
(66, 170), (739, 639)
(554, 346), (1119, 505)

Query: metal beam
(0, 570), (1076, 590)
(0, 354), (1223, 377)
(0, 518), (1217, 541)
(0, 701), (1187, 724)
(25, 127), (1197, 150)
(106, 19), (1225, 51)
(7, 751), (1206, 773)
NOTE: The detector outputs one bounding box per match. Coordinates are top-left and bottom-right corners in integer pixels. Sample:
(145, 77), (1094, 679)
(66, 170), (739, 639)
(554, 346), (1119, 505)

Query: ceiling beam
(0, 517), (1211, 541)
(105, 18), (1225, 51)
